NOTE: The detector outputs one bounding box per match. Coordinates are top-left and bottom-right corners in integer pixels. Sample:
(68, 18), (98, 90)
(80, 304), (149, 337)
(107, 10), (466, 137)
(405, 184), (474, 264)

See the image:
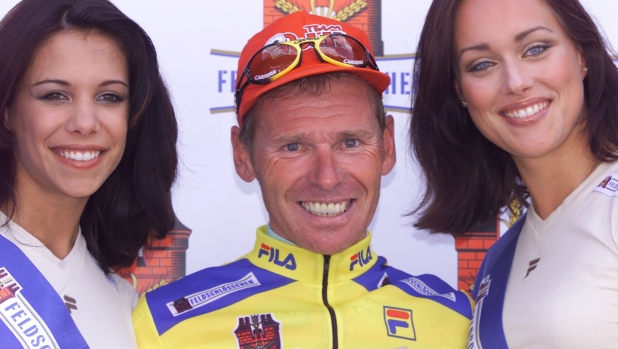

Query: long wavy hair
(0, 0), (178, 270)
(410, 0), (618, 236)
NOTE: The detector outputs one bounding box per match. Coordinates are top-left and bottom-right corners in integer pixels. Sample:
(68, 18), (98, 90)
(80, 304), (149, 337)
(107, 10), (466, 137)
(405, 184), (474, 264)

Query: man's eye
(285, 143), (300, 152)
(344, 139), (358, 148)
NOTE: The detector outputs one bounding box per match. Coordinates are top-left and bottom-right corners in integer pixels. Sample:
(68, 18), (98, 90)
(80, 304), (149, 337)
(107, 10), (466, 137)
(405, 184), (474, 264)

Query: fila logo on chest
(525, 258), (541, 278)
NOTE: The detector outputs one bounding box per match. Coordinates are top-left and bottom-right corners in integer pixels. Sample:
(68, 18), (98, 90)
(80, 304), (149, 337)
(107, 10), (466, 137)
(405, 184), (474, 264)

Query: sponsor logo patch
(258, 244), (297, 270)
(401, 277), (456, 302)
(383, 306), (416, 341)
(264, 23), (345, 50)
(303, 23), (344, 37)
(595, 173), (618, 196)
(0, 268), (60, 348)
(525, 258), (541, 278)
(167, 273), (260, 316)
(234, 313), (282, 349)
(349, 246), (372, 271)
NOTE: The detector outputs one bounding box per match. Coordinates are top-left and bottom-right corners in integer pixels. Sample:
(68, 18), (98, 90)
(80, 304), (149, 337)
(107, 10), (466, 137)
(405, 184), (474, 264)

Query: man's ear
(231, 126), (256, 182)
(381, 115), (396, 175)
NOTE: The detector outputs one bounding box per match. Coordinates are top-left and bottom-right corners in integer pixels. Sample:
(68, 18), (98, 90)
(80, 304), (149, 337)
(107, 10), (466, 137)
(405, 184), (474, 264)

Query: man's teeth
(302, 201), (350, 217)
(58, 150), (101, 161)
(504, 101), (549, 118)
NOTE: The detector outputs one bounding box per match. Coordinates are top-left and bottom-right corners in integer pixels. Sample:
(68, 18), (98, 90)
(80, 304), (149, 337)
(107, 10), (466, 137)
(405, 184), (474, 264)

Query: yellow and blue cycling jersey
(133, 227), (472, 348)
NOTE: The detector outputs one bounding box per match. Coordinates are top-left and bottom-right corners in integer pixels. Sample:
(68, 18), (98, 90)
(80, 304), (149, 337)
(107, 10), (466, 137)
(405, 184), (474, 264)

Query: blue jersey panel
(146, 258), (294, 335)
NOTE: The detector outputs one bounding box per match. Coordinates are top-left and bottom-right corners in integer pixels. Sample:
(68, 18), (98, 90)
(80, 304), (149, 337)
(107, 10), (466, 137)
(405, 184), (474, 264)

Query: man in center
(133, 11), (472, 348)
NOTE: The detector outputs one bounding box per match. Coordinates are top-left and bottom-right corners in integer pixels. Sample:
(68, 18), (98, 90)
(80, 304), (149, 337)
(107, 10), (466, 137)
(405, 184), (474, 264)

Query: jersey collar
(246, 226), (377, 285)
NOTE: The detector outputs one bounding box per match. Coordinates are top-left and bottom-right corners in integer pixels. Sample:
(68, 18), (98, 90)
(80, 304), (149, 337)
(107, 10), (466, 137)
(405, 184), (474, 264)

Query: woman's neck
(514, 138), (599, 220)
(10, 181), (87, 260)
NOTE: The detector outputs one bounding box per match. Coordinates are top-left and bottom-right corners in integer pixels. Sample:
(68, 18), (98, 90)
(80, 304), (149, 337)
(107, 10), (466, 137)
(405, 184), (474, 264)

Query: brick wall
(118, 219), (191, 295)
(455, 220), (500, 295)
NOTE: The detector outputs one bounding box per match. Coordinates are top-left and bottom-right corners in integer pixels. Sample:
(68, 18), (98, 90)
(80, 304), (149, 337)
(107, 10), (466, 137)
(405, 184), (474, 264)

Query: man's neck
(266, 224), (298, 246)
(266, 224), (370, 249)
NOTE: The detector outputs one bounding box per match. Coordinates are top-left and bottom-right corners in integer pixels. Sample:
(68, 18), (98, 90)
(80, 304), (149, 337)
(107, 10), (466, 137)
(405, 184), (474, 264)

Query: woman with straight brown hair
(411, 0), (618, 347)
(0, 0), (177, 347)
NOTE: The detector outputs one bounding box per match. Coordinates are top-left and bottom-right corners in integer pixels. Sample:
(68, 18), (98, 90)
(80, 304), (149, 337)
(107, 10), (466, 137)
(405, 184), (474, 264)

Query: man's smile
(300, 200), (352, 217)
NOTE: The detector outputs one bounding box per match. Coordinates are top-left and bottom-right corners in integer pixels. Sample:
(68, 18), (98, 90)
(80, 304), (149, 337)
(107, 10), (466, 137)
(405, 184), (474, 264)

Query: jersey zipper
(322, 255), (338, 349)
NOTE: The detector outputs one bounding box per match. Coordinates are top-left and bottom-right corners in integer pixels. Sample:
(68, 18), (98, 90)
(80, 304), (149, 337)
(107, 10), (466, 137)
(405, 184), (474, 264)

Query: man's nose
(307, 147), (344, 190)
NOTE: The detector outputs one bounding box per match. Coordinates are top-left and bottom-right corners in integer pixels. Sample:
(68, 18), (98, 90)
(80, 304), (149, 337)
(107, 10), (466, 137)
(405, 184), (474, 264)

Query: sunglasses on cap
(234, 33), (379, 111)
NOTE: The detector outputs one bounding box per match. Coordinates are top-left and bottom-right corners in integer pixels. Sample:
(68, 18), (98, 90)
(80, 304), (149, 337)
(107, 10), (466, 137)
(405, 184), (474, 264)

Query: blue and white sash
(468, 215), (526, 349)
(0, 234), (89, 349)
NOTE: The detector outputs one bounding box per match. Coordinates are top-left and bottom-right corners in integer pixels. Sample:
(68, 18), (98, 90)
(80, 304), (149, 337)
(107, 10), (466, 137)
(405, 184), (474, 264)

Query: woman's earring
(462, 100), (468, 108)
(583, 67), (588, 72)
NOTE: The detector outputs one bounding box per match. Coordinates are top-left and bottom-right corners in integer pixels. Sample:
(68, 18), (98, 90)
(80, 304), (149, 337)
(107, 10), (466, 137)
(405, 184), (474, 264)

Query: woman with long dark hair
(412, 0), (618, 347)
(0, 0), (177, 347)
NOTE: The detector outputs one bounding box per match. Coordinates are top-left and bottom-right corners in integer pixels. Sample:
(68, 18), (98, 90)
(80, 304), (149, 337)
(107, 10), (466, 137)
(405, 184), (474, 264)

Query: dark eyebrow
(458, 26), (554, 59)
(31, 79), (128, 88)
(458, 43), (490, 59)
(31, 79), (69, 87)
(515, 26), (553, 41)
(100, 80), (129, 88)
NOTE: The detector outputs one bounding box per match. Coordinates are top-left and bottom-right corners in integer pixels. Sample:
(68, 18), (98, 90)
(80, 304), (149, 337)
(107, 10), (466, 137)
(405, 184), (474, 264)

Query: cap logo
(303, 24), (344, 37)
(266, 32), (298, 45)
(266, 24), (347, 48)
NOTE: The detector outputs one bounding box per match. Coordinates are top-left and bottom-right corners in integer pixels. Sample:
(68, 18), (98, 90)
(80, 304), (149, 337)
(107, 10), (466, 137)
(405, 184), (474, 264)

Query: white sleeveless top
(0, 213), (138, 349)
(503, 161), (618, 348)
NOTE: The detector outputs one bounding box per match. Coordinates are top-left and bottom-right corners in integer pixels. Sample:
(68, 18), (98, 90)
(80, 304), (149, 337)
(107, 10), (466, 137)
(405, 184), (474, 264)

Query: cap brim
(238, 64), (391, 120)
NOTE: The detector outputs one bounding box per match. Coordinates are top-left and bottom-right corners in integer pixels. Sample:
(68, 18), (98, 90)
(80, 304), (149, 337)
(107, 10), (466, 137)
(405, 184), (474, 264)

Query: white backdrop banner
(2, 0), (617, 291)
